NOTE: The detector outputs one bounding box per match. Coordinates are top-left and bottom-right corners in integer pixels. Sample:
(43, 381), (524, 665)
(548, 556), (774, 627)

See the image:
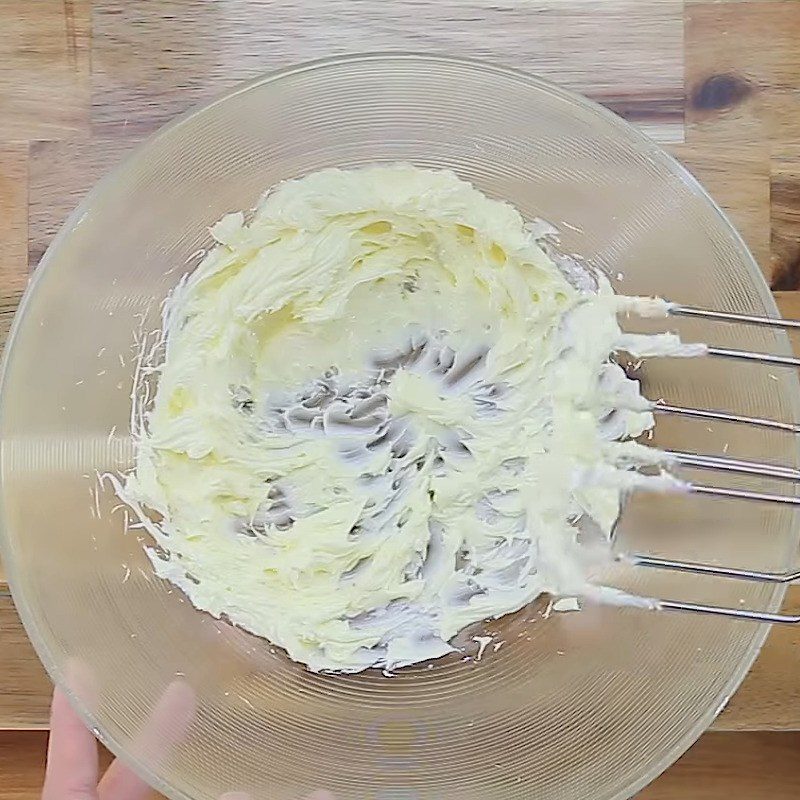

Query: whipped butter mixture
(121, 165), (694, 673)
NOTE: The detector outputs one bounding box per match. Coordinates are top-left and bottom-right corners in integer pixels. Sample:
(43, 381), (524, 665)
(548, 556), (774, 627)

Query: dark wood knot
(691, 73), (753, 111)
(771, 247), (800, 292)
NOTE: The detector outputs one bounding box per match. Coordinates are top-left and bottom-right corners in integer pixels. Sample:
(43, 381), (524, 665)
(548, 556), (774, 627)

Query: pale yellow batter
(121, 165), (693, 672)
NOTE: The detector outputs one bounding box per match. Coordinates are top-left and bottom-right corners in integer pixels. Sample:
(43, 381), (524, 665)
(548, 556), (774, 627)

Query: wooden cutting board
(3, 1), (800, 798)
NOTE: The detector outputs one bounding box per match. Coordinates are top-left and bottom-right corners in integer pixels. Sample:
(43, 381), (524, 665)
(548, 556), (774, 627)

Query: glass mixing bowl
(2, 54), (798, 800)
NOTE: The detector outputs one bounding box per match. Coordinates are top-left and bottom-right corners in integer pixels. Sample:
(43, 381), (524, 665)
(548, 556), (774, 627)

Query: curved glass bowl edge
(0, 52), (796, 800)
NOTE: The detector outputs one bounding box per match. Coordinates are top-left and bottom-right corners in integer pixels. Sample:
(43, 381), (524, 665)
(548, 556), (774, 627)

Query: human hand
(42, 686), (335, 800)
(43, 686), (165, 800)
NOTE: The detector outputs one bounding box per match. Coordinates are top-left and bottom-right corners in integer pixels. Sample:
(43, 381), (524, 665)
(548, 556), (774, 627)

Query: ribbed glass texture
(1, 55), (798, 800)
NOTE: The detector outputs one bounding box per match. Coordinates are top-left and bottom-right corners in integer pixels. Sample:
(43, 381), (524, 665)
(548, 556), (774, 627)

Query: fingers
(98, 680), (196, 800)
(96, 755), (151, 800)
(42, 688), (100, 800)
(43, 679), (330, 800)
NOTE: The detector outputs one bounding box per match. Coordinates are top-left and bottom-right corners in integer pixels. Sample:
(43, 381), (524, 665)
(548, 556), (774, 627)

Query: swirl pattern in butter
(121, 165), (690, 672)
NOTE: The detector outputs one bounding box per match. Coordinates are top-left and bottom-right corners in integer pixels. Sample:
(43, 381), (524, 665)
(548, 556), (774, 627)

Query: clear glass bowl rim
(0, 52), (788, 800)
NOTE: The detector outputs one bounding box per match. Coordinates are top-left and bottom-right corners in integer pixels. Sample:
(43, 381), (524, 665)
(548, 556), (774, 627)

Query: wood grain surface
(771, 148), (800, 290)
(686, 0), (800, 290)
(3, 1), (800, 798)
(0, 0), (90, 140)
(641, 732), (800, 799)
(0, 598), (52, 730)
(91, 0), (685, 141)
(0, 143), (28, 350)
(686, 1), (800, 149)
(0, 731), (115, 800)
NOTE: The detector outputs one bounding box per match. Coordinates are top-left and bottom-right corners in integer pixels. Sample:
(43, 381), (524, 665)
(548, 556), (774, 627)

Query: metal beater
(624, 304), (800, 624)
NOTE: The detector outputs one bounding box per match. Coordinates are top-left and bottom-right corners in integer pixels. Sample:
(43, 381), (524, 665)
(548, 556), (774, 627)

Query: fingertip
(63, 657), (98, 710)
(50, 685), (87, 734)
(115, 678), (197, 779)
(160, 679), (197, 727)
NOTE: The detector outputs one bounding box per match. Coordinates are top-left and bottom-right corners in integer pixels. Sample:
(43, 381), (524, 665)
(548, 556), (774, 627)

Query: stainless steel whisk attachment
(623, 304), (800, 624)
